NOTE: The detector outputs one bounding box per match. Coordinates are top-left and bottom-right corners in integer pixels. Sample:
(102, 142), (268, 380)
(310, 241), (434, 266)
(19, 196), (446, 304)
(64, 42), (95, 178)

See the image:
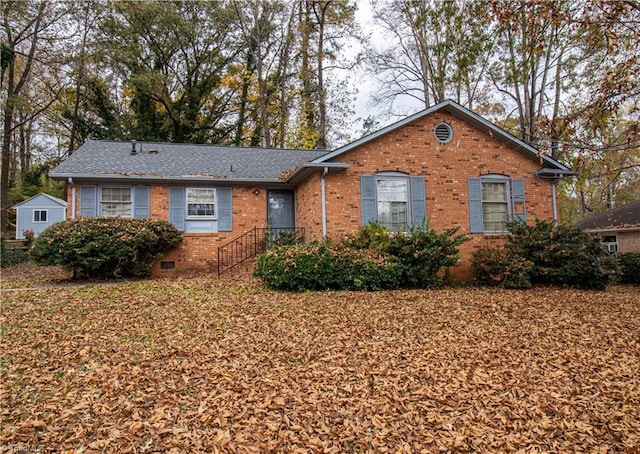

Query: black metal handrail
(217, 227), (305, 276)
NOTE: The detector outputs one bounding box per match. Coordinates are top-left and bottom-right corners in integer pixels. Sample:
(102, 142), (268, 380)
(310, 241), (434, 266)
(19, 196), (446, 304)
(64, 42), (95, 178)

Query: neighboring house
(11, 193), (67, 239)
(577, 200), (640, 253)
(49, 100), (574, 278)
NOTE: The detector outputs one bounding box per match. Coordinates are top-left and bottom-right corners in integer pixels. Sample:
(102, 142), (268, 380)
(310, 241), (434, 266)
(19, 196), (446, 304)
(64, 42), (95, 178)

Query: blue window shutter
(468, 178), (483, 233)
(410, 176), (426, 227)
(169, 187), (185, 231)
(79, 185), (97, 217)
(361, 175), (376, 225)
(511, 179), (526, 223)
(133, 186), (150, 218)
(217, 187), (233, 231)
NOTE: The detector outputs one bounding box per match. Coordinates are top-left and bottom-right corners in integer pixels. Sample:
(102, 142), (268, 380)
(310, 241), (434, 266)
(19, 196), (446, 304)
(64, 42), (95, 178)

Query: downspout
(321, 166), (328, 239)
(551, 176), (561, 225)
(68, 177), (76, 219)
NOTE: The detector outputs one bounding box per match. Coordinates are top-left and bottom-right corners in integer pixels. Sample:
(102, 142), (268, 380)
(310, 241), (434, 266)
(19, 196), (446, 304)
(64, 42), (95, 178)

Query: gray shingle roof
(50, 140), (327, 183)
(578, 200), (640, 231)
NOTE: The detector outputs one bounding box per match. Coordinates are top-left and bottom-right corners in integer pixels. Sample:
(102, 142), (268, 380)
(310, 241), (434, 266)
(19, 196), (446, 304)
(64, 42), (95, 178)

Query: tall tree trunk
(68, 3), (91, 154)
(299, 0), (316, 147)
(1, 2), (44, 232)
(314, 1), (329, 150)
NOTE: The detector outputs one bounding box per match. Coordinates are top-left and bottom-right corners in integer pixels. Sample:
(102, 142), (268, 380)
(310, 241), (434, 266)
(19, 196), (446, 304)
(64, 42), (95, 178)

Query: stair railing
(217, 227), (305, 276)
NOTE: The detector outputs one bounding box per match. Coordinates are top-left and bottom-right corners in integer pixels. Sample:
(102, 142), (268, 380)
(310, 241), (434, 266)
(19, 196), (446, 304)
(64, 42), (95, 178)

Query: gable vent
(434, 123), (453, 143)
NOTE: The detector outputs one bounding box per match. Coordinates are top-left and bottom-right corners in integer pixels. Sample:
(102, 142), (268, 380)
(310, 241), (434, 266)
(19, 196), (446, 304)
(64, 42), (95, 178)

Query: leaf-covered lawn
(1, 272), (639, 453)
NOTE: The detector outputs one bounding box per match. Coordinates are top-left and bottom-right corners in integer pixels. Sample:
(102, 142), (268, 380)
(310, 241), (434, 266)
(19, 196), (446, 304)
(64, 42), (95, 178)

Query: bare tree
(368, 0), (494, 115)
(1, 0), (70, 231)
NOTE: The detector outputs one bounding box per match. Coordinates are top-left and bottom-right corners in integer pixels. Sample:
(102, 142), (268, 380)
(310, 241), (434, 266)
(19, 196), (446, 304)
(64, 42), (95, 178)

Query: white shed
(11, 193), (67, 239)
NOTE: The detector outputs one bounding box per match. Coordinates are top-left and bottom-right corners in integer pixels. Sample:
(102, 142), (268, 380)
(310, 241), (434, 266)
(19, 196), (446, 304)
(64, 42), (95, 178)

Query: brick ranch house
(50, 100), (575, 278)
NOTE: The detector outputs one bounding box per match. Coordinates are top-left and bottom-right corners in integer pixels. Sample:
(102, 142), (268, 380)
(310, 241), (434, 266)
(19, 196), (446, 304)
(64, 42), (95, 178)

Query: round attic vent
(434, 122), (453, 143)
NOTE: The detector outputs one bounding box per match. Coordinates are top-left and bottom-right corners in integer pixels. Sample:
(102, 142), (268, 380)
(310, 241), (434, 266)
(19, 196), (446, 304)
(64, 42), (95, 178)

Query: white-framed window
(101, 187), (132, 217)
(33, 209), (48, 223)
(187, 188), (216, 218)
(601, 235), (618, 253)
(468, 176), (526, 235)
(376, 177), (408, 232)
(482, 180), (509, 233)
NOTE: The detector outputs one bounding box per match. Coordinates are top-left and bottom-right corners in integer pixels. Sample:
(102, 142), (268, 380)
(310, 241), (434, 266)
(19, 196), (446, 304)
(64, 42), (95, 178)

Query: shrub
(253, 241), (401, 292)
(341, 222), (391, 251)
(30, 217), (182, 278)
(471, 246), (533, 289)
(617, 252), (640, 285)
(472, 220), (613, 290)
(507, 220), (611, 290)
(254, 223), (467, 291)
(386, 226), (468, 288)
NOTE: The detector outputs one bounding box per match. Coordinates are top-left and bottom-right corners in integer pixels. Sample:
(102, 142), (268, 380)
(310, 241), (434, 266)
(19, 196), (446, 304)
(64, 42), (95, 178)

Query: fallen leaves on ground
(1, 273), (638, 452)
(1, 264), (70, 290)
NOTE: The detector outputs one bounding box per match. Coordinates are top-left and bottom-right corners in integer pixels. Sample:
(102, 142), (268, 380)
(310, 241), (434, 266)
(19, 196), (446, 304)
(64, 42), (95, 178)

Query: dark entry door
(267, 190), (295, 230)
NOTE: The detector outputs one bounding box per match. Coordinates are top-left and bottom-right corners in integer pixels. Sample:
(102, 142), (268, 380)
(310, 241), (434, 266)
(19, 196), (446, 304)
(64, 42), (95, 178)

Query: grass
(1, 266), (639, 452)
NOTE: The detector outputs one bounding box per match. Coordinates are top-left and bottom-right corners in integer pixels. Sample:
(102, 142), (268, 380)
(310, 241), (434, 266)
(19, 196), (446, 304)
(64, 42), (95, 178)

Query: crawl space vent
(434, 123), (453, 143)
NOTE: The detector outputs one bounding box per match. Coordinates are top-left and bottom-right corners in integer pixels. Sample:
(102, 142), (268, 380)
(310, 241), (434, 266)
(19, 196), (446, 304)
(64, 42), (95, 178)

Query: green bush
(508, 220), (612, 290)
(387, 226), (468, 288)
(254, 223), (467, 291)
(472, 220), (613, 290)
(617, 252), (640, 285)
(30, 217), (182, 278)
(342, 222), (391, 251)
(471, 246), (533, 289)
(253, 241), (401, 291)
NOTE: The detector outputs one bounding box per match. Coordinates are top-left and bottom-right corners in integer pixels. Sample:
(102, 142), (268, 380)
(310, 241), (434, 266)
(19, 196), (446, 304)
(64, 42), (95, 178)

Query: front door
(267, 190), (295, 230)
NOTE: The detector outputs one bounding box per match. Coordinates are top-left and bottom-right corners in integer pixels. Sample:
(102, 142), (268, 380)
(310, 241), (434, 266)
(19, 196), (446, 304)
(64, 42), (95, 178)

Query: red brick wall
(66, 184), (269, 276)
(151, 186), (267, 276)
(618, 231), (640, 253)
(297, 111), (557, 278)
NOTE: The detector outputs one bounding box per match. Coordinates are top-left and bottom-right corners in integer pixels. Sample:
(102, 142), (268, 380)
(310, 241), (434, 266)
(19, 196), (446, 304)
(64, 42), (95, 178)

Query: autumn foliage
(30, 217), (182, 278)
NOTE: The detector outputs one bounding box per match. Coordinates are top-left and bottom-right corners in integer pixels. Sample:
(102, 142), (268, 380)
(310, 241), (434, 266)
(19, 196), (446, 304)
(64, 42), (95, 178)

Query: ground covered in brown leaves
(1, 268), (639, 453)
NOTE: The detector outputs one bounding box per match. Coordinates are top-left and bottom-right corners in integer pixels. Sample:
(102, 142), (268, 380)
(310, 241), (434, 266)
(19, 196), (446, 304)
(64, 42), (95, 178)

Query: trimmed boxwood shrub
(30, 217), (182, 278)
(616, 252), (640, 285)
(254, 223), (468, 291)
(471, 220), (613, 290)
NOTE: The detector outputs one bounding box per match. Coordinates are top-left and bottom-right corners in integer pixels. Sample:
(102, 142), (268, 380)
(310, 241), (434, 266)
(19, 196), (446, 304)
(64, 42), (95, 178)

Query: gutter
(50, 174), (296, 186)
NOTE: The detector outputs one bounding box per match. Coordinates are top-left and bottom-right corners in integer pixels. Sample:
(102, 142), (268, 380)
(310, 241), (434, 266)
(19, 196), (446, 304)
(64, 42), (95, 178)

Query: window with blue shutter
(467, 176), (526, 234)
(169, 186), (231, 232)
(360, 173), (426, 232)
